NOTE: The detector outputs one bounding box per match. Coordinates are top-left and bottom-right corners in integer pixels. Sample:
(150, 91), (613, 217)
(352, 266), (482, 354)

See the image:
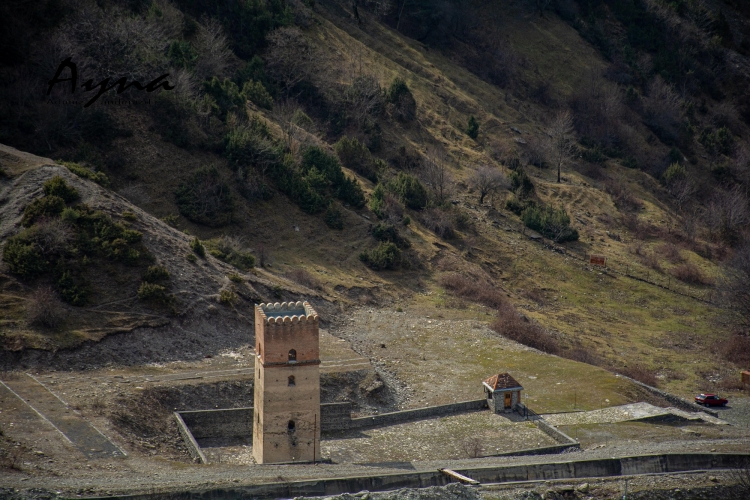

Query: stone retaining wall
(177, 400), (489, 444)
(616, 374), (720, 417)
(176, 403), (355, 441)
(84, 453), (750, 499)
(348, 400), (488, 429)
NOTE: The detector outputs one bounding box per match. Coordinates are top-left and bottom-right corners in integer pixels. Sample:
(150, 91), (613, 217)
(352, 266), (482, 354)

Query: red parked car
(695, 394), (728, 407)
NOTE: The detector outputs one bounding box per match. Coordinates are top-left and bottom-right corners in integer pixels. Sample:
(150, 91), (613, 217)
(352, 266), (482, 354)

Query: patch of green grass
(60, 161), (110, 187)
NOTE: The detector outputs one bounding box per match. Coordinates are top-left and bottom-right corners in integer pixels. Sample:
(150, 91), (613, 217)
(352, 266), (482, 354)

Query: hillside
(0, 0), (749, 395)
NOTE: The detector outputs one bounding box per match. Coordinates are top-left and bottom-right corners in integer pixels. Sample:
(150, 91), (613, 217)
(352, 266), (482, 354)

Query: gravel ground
(1, 305), (748, 498)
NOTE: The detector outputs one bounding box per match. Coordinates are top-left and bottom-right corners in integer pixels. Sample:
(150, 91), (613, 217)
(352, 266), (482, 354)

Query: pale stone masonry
(483, 372), (523, 413)
(253, 301), (321, 464)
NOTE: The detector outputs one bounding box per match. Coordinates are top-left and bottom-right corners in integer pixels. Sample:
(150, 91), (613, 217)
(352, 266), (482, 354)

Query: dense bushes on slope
(3, 177), (153, 306)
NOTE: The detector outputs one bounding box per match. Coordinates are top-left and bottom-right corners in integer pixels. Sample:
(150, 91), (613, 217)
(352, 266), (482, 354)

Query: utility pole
(313, 413), (317, 465)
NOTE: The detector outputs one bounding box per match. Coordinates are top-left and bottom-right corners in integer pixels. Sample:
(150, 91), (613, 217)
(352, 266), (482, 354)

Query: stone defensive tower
(253, 301), (321, 464)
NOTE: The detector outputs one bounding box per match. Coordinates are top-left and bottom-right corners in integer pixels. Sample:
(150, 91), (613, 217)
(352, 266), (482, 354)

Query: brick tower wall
(253, 301), (321, 464)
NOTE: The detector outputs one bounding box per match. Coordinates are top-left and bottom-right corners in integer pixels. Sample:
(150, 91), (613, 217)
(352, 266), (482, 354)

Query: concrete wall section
(86, 453), (750, 500)
(617, 373), (720, 417)
(321, 402), (353, 431)
(173, 412), (207, 464)
(534, 419), (577, 445)
(179, 408), (253, 440)
(349, 400), (488, 429)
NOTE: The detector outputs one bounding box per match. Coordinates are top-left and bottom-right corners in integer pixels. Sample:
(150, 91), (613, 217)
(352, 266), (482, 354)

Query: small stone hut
(483, 373), (523, 413)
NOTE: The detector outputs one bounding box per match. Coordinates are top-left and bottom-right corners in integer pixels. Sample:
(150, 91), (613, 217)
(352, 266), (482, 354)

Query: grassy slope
(0, 2), (739, 402)
(306, 3), (732, 399)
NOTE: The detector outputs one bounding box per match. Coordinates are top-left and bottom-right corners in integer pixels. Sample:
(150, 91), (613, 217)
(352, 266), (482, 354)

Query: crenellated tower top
(254, 301), (320, 366)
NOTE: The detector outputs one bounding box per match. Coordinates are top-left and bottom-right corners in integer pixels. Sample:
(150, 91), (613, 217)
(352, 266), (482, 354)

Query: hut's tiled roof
(483, 373), (523, 391)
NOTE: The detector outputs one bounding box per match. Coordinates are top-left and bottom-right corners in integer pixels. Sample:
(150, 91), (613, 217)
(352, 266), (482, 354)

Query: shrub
(57, 270), (89, 306)
(663, 162), (686, 185)
(191, 238), (206, 258)
(142, 265), (170, 283)
(359, 241), (401, 270)
(325, 206), (344, 229)
(509, 169), (534, 199)
(22, 196), (66, 227)
(203, 77), (244, 119)
(419, 208), (455, 239)
(43, 176), (79, 203)
(466, 115), (479, 139)
(300, 146), (366, 209)
(336, 176), (366, 208)
(440, 273), (505, 309)
(26, 286), (65, 328)
(389, 172), (427, 210)
(604, 179), (643, 211)
(722, 335), (750, 367)
(285, 268), (320, 289)
(670, 262), (713, 285)
(137, 282), (169, 303)
(491, 303), (559, 354)
(175, 167), (235, 227)
(386, 77), (416, 121)
(2, 233), (49, 277)
(656, 243), (683, 263)
(186, 253), (198, 263)
(291, 109), (315, 131)
(27, 219), (73, 256)
(334, 137), (378, 182)
(505, 195), (527, 215)
(369, 184), (387, 218)
(228, 273), (244, 282)
(121, 211), (137, 221)
(372, 223), (410, 248)
(219, 289), (238, 305)
(620, 364), (659, 387)
(167, 40), (198, 69)
(581, 145), (607, 164)
(241, 80), (273, 109)
(61, 161), (110, 186)
(521, 204), (579, 242)
(205, 236), (255, 270)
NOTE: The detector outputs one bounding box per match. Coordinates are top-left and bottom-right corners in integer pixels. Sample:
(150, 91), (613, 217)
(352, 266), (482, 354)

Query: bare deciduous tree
(26, 286), (66, 328)
(273, 99), (300, 151)
(704, 187), (750, 241)
(547, 110), (576, 184)
(265, 27), (315, 96)
(462, 436), (484, 458)
(422, 147), (453, 205)
(33, 218), (73, 256)
(667, 178), (697, 213)
(470, 165), (507, 204)
(680, 207), (700, 243)
(194, 17), (234, 80)
(344, 75), (383, 128)
(643, 76), (684, 142)
(524, 134), (550, 171)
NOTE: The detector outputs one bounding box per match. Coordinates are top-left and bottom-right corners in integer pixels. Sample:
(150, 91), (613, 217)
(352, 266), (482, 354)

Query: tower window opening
(288, 420), (296, 433)
(288, 349), (297, 362)
(288, 375), (295, 386)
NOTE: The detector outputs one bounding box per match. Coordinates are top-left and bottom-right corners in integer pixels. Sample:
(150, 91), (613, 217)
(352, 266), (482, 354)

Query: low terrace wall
(348, 400), (488, 430)
(83, 453), (750, 500)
